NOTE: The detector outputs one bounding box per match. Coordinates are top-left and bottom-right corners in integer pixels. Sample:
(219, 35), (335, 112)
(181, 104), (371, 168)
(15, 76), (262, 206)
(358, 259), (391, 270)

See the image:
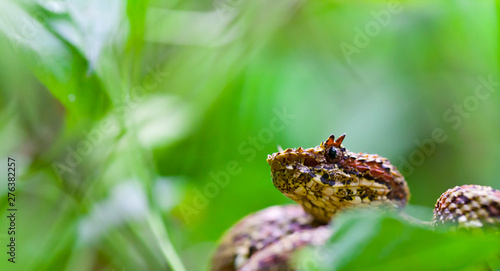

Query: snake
(211, 133), (500, 271)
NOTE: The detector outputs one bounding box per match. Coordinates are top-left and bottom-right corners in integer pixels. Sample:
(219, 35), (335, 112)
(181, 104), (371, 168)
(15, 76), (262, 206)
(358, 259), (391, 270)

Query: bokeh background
(0, 0), (499, 270)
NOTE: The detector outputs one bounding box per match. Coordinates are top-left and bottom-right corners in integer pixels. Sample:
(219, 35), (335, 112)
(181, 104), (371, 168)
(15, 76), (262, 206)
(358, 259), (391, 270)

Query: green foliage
(0, 0), (499, 270)
(299, 210), (500, 271)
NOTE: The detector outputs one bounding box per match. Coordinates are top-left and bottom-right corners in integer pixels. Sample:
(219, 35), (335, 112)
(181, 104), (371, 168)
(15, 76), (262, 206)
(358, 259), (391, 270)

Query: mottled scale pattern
(212, 134), (500, 271)
(433, 185), (500, 229)
(212, 134), (410, 271)
(239, 226), (331, 271)
(267, 134), (410, 222)
(211, 205), (329, 271)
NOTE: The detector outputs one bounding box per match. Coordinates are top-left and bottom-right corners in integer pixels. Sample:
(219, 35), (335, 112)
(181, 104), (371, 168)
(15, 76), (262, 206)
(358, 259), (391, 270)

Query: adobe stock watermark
(51, 66), (169, 177)
(178, 107), (296, 223)
(339, 1), (403, 64)
(113, 66), (170, 121)
(396, 75), (499, 177)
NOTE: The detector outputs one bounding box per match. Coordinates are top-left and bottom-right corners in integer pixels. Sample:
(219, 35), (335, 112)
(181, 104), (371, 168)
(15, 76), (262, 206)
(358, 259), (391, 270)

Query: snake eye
(327, 147), (337, 160)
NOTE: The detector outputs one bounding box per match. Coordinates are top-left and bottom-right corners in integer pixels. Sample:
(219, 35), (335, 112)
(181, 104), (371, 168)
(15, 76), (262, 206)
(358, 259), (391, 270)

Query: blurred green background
(0, 0), (499, 270)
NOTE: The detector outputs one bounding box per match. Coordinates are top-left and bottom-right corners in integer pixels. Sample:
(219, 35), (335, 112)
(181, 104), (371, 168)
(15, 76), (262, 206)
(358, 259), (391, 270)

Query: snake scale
(211, 134), (500, 271)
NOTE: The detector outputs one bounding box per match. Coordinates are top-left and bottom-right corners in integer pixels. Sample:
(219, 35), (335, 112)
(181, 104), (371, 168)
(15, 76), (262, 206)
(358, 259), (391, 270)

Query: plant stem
(147, 212), (187, 271)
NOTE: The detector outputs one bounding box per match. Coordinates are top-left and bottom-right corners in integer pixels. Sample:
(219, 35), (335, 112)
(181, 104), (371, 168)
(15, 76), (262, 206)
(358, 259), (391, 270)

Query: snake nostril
(303, 158), (319, 167)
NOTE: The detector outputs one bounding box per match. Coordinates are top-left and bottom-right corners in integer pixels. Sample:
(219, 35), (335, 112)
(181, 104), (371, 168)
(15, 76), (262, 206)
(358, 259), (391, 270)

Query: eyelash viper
(211, 134), (500, 271)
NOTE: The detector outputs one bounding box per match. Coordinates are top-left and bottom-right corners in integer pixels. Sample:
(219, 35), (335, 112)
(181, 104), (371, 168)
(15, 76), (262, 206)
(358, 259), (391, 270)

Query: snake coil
(212, 134), (500, 271)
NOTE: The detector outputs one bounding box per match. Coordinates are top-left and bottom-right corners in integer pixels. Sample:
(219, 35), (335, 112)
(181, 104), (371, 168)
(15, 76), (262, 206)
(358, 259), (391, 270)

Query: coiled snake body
(211, 134), (500, 271)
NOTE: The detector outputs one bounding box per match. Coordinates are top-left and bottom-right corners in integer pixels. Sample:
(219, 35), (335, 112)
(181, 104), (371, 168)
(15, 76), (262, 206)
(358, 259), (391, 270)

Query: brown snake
(211, 134), (500, 271)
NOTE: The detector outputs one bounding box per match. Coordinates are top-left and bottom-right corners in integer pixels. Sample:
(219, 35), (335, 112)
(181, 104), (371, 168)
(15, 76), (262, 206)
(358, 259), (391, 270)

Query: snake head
(266, 134), (348, 175)
(267, 133), (410, 223)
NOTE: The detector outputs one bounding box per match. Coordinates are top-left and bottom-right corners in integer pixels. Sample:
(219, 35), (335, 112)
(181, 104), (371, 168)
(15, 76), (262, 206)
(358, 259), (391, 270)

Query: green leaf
(299, 209), (500, 271)
(47, 0), (130, 106)
(0, 0), (110, 120)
